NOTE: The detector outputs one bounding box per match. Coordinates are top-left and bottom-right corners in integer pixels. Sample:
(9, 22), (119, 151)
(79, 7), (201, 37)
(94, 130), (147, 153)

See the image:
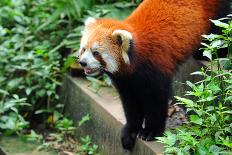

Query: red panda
(78, 0), (230, 150)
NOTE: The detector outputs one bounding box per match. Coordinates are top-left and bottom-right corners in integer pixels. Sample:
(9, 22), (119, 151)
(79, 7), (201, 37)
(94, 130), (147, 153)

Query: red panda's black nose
(79, 61), (87, 67)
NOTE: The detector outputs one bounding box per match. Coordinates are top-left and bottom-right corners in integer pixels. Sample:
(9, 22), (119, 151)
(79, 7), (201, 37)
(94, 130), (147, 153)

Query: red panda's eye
(93, 51), (100, 57)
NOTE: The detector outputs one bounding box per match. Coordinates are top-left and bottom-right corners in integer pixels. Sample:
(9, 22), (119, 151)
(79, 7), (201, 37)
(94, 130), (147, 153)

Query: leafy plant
(19, 130), (43, 142)
(78, 114), (91, 127)
(0, 95), (29, 136)
(38, 118), (76, 153)
(87, 74), (112, 93)
(54, 115), (76, 132)
(0, 0), (65, 135)
(78, 136), (99, 155)
(157, 15), (232, 155)
(38, 114), (94, 154)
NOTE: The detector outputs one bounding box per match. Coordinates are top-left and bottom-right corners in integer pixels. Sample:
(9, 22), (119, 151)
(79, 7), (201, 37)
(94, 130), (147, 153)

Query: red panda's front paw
(121, 126), (137, 150)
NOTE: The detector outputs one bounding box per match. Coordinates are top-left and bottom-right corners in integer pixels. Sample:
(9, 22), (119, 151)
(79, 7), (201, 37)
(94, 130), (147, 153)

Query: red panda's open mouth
(84, 67), (100, 76)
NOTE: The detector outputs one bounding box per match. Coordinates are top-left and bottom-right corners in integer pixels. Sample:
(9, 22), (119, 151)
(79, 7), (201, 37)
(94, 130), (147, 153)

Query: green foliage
(78, 114), (91, 127)
(157, 15), (232, 155)
(0, 95), (29, 136)
(38, 126), (68, 151)
(0, 0), (64, 138)
(19, 130), (43, 142)
(87, 74), (112, 93)
(54, 113), (76, 132)
(78, 136), (99, 155)
(38, 114), (96, 154)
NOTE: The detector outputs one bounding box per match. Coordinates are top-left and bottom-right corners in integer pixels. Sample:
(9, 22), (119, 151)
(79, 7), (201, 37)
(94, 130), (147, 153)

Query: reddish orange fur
(124, 0), (221, 74)
(86, 0), (223, 75)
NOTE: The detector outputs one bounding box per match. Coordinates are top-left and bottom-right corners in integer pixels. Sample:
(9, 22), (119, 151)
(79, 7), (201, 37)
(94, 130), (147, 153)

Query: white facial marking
(122, 52), (130, 64)
(78, 34), (88, 58)
(80, 50), (101, 69)
(101, 52), (118, 73)
(92, 42), (99, 50)
(85, 17), (96, 26)
(80, 35), (88, 49)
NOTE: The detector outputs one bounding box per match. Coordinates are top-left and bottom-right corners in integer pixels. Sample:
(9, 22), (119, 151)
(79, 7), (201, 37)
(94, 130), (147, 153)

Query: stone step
(61, 57), (203, 155)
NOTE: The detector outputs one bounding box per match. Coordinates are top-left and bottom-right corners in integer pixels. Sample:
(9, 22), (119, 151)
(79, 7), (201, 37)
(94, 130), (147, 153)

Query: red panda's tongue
(84, 68), (97, 74)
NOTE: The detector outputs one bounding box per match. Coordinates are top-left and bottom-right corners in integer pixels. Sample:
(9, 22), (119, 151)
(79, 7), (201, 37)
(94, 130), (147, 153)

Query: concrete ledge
(61, 57), (203, 155)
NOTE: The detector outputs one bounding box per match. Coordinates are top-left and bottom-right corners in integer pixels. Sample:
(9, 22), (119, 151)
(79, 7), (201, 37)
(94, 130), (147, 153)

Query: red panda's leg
(139, 104), (168, 141)
(138, 93), (169, 141)
(111, 74), (145, 150)
(132, 67), (171, 141)
(120, 95), (144, 150)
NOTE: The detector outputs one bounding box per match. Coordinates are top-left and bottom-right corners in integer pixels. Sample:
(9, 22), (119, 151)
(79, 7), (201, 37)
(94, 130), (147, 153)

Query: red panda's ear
(112, 30), (132, 52)
(85, 17), (96, 26)
(112, 30), (132, 64)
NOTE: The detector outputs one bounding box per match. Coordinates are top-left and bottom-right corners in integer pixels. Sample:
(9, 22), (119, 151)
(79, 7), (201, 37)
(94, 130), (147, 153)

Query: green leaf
(157, 131), (177, 147)
(175, 96), (195, 107)
(210, 19), (229, 28)
(20, 130), (42, 142)
(35, 108), (54, 114)
(203, 50), (212, 60)
(202, 34), (221, 41)
(0, 116), (16, 130)
(209, 145), (221, 154)
(13, 94), (19, 99)
(210, 114), (217, 125)
(7, 78), (23, 89)
(78, 114), (91, 127)
(225, 96), (232, 102)
(190, 71), (205, 76)
(186, 81), (195, 88)
(190, 115), (203, 125)
(0, 89), (9, 95)
(62, 56), (76, 73)
(210, 40), (225, 48)
(197, 144), (209, 155)
(201, 42), (210, 47)
(25, 88), (32, 95)
(208, 81), (221, 93)
(3, 102), (16, 111)
(114, 2), (136, 8)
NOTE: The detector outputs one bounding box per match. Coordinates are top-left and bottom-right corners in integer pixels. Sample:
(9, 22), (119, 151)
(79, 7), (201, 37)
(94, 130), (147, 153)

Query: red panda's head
(78, 17), (133, 76)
